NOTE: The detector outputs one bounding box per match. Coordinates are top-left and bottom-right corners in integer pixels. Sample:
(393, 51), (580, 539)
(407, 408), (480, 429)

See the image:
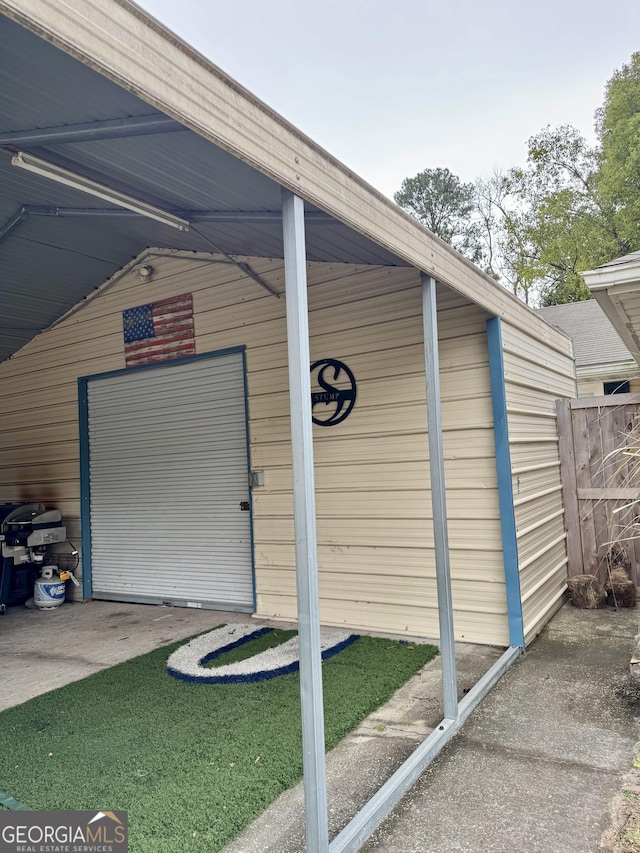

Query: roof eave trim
(582, 263), (640, 293)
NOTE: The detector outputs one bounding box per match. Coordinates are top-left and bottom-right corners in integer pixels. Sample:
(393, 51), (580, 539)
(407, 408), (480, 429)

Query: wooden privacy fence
(556, 393), (640, 585)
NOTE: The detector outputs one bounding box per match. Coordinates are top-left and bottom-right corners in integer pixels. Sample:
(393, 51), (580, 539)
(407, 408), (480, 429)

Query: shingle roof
(537, 300), (635, 368)
(597, 251), (640, 270)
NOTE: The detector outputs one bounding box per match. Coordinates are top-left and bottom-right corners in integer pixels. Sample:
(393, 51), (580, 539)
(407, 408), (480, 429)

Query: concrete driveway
(224, 605), (640, 853)
(0, 599), (256, 711)
(1, 599), (638, 853)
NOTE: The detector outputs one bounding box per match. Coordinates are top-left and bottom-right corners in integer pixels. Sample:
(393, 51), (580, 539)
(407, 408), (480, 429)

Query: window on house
(603, 381), (630, 395)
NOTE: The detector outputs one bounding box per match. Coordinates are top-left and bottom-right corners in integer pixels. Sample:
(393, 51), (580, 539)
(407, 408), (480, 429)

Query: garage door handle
(240, 501), (250, 511)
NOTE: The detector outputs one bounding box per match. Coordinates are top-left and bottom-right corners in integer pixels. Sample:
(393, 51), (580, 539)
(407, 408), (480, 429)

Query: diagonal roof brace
(0, 204), (282, 299)
(0, 205), (27, 243)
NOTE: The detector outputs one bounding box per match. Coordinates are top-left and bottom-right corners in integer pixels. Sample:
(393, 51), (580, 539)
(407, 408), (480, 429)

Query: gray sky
(138, 0), (639, 200)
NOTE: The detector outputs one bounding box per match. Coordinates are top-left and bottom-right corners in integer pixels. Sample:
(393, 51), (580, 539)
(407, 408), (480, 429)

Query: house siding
(501, 322), (576, 643)
(0, 251), (514, 645)
(577, 376), (640, 397)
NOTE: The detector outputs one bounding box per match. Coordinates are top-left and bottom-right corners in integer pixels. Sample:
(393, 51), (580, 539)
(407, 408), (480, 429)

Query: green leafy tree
(473, 171), (540, 304)
(510, 126), (614, 305)
(597, 51), (640, 252)
(395, 53), (640, 307)
(394, 168), (483, 264)
(508, 52), (640, 306)
(491, 124), (631, 306)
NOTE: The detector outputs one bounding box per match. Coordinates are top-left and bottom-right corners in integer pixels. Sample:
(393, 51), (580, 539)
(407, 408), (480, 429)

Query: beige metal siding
(0, 251), (509, 644)
(501, 323), (576, 643)
(577, 376), (640, 396)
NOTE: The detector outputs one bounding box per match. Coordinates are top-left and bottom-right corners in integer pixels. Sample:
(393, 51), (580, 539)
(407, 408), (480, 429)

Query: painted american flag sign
(122, 293), (195, 368)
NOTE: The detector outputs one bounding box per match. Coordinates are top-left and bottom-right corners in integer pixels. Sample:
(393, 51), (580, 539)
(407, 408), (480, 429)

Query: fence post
(556, 398), (582, 576)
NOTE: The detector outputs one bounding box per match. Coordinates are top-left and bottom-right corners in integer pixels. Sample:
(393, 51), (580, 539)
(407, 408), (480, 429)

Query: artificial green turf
(0, 629), (437, 852)
(204, 627), (297, 667)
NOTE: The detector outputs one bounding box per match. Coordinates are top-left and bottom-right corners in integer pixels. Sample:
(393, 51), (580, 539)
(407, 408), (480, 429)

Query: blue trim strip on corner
(77, 376), (92, 599)
(486, 317), (525, 648)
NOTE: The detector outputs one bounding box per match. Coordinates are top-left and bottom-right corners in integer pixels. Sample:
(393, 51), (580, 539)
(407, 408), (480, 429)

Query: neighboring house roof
(596, 250), (640, 271)
(537, 300), (637, 372)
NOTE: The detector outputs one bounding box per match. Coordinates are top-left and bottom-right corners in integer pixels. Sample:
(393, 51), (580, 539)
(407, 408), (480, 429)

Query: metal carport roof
(0, 12), (406, 363)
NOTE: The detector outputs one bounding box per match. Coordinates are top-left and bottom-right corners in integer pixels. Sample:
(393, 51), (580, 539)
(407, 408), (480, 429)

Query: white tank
(34, 567), (66, 609)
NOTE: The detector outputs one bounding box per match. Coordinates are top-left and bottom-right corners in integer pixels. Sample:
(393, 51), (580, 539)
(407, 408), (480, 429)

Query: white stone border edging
(167, 623), (359, 684)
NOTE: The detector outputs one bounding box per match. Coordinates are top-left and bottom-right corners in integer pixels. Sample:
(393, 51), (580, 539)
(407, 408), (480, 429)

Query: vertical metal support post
(420, 274), (458, 720)
(281, 188), (330, 852)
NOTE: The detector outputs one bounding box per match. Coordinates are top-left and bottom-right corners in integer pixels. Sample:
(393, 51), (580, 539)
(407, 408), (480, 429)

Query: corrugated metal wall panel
(504, 355), (576, 396)
(503, 384), (564, 413)
(254, 543), (506, 580)
(501, 328), (575, 376)
(502, 322), (575, 644)
(253, 516), (502, 551)
(519, 540), (568, 600)
(520, 572), (567, 641)
(510, 441), (562, 471)
(87, 352), (253, 608)
(505, 412), (562, 440)
(255, 488), (501, 522)
(251, 430), (496, 467)
(512, 465), (562, 502)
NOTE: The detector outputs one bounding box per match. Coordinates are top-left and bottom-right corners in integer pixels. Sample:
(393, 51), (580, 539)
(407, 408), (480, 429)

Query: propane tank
(34, 566), (66, 610)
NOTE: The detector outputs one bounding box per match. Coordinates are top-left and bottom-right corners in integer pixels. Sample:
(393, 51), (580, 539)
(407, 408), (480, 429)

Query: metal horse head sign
(310, 358), (357, 426)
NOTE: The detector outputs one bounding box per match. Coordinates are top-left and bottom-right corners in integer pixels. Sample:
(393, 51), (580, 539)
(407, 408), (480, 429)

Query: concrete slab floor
(0, 599), (268, 711)
(360, 606), (640, 853)
(1, 600), (638, 852)
(223, 605), (640, 853)
(222, 642), (506, 853)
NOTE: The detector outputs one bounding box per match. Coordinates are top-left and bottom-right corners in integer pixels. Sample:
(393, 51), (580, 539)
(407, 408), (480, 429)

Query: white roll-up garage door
(87, 351), (254, 610)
